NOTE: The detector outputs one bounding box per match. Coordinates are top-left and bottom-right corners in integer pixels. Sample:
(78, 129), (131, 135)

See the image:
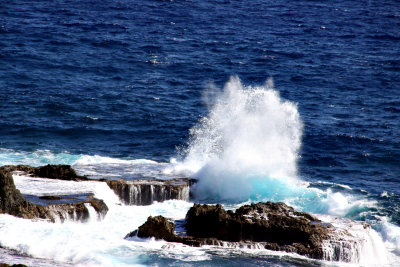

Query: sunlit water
(1, 78), (399, 266)
(1, 0), (400, 266)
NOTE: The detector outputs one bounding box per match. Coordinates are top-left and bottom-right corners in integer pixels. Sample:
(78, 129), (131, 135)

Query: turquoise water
(1, 0), (400, 265)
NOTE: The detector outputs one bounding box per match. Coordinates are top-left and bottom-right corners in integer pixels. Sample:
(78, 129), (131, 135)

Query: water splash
(172, 76), (303, 202)
(318, 214), (389, 264)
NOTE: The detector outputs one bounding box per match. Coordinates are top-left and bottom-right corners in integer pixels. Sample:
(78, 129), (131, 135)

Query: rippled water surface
(1, 0), (400, 266)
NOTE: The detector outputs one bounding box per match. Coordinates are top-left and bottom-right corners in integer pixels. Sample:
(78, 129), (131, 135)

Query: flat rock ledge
(106, 178), (196, 205)
(0, 164), (89, 181)
(3, 164), (197, 206)
(0, 167), (108, 222)
(126, 202), (359, 262)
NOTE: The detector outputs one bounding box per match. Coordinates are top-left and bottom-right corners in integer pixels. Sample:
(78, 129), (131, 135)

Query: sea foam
(1, 77), (400, 265)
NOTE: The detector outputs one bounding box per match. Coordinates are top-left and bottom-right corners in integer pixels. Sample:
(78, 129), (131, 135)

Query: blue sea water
(1, 0), (400, 266)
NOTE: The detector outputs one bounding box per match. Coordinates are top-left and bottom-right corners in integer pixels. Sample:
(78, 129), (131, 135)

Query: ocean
(1, 0), (400, 266)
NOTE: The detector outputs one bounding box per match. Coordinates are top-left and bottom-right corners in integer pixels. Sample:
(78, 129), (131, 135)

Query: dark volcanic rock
(32, 164), (84, 180)
(236, 202), (325, 245)
(0, 169), (49, 219)
(89, 198), (109, 219)
(185, 203), (234, 240)
(2, 164), (198, 206)
(128, 202), (334, 260)
(1, 164), (89, 181)
(186, 202), (328, 244)
(0, 164), (88, 181)
(0, 168), (108, 222)
(40, 197), (108, 222)
(185, 202), (330, 259)
(126, 216), (178, 241)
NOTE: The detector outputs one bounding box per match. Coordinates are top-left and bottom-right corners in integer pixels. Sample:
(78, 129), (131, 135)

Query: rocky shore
(0, 164), (377, 263)
(0, 164), (88, 181)
(106, 178), (195, 205)
(127, 202), (371, 262)
(2, 164), (195, 206)
(0, 164), (194, 221)
(0, 166), (108, 222)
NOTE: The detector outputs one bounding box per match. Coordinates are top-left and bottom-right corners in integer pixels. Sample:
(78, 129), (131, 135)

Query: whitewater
(0, 78), (399, 266)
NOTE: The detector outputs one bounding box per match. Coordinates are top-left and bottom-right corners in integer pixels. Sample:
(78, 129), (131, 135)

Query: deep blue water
(1, 0), (400, 265)
(2, 0), (399, 194)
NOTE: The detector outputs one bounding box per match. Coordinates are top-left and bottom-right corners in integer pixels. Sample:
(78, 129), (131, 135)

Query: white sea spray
(171, 76), (303, 202)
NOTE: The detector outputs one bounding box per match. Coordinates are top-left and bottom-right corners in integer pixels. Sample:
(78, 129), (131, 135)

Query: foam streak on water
(0, 79), (399, 266)
(0, 154), (399, 266)
(0, 178), (195, 266)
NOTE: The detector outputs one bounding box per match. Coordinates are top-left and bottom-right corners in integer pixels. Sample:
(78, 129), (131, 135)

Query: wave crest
(172, 76), (303, 202)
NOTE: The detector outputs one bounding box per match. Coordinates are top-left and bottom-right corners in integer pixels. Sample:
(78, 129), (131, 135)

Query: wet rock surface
(128, 202), (338, 260)
(88, 197), (108, 219)
(126, 216), (179, 241)
(0, 167), (108, 222)
(106, 178), (196, 205)
(0, 164), (88, 181)
(0, 164), (194, 221)
(186, 202), (328, 244)
(0, 168), (48, 219)
(4, 164), (197, 206)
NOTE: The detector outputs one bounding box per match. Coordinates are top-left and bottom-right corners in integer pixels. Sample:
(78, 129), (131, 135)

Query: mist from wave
(1, 77), (400, 265)
(166, 77), (367, 216)
(161, 77), (400, 262)
(169, 76), (303, 202)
